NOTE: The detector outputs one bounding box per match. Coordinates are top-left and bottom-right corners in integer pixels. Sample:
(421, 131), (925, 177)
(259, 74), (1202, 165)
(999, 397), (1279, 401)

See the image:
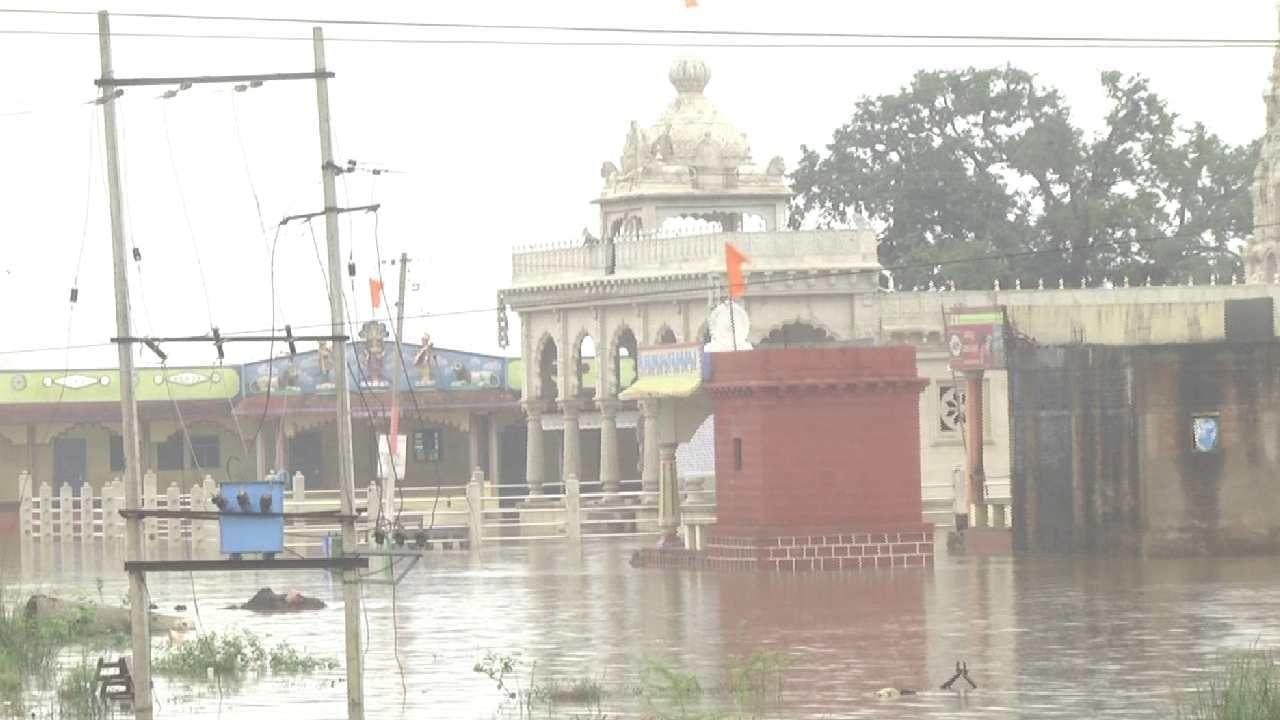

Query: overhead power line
(0, 222), (1270, 359)
(0, 27), (1273, 50)
(1, 7), (1278, 45)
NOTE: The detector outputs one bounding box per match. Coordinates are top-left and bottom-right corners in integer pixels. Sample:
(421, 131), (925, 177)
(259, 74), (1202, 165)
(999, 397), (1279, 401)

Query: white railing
(510, 228), (876, 285)
(922, 472), (1013, 529)
(18, 469), (718, 552)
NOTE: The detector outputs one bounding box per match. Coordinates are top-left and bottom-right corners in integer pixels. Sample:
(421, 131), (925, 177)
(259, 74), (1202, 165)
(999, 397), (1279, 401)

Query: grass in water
(1181, 649), (1280, 720)
(154, 630), (337, 680)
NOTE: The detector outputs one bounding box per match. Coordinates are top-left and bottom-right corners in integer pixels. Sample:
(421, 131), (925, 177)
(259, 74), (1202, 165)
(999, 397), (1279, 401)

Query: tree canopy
(790, 66), (1259, 290)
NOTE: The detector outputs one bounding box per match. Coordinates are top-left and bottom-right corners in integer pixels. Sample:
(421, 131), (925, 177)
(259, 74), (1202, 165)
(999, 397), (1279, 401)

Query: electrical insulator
(235, 490), (251, 512)
(496, 299), (509, 349)
(211, 494), (228, 511)
(259, 493), (272, 513)
(347, 261), (356, 278)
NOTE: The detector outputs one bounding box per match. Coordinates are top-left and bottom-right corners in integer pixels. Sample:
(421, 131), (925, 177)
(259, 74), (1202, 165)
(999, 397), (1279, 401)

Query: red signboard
(944, 306), (1006, 371)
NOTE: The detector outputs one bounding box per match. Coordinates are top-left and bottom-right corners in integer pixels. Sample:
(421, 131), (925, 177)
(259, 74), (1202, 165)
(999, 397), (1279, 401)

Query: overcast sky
(0, 0), (1274, 370)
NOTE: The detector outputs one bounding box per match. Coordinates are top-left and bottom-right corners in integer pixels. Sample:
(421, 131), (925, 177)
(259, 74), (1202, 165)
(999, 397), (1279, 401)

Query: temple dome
(648, 57), (751, 169)
(611, 57), (753, 176)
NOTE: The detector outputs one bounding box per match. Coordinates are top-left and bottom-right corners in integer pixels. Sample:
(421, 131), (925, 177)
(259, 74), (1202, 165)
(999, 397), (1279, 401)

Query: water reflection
(7, 539), (1280, 718)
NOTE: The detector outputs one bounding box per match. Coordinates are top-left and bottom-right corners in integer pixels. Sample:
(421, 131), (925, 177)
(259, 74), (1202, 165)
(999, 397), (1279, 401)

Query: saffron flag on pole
(725, 242), (749, 297)
(685, 0), (698, 7)
(369, 278), (384, 309)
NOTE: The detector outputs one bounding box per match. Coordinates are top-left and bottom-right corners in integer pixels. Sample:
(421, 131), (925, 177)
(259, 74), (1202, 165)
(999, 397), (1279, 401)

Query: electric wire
(1, 8), (1278, 46)
(1, 222), (1272, 359)
(160, 100), (217, 329)
(0, 27), (1274, 50)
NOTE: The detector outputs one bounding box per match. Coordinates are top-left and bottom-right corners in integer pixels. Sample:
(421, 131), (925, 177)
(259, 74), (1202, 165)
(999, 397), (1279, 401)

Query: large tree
(790, 66), (1258, 290)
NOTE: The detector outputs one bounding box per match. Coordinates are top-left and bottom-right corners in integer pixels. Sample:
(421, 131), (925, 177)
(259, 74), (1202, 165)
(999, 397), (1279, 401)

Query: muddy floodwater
(9, 539), (1280, 719)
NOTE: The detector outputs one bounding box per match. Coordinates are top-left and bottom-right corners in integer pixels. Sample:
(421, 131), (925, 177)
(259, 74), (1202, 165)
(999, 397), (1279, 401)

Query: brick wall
(633, 525), (934, 573)
(706, 346), (928, 531)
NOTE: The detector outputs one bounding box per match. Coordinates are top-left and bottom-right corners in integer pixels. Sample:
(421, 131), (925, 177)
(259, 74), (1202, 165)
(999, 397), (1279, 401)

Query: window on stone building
(938, 381), (993, 440)
(414, 428), (443, 463)
(189, 435), (220, 470)
(939, 384), (966, 433)
(733, 438), (743, 471)
(157, 435), (184, 471)
(109, 433), (125, 473)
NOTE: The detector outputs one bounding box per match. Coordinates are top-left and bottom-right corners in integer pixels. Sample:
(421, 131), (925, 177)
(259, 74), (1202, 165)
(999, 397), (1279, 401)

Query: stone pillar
(292, 471), (306, 503)
(564, 473), (581, 543)
(658, 442), (680, 531)
(79, 483), (95, 543)
(560, 401), (581, 495)
(965, 370), (988, 529)
(487, 414), (502, 489)
(58, 484), (73, 542)
(467, 469), (484, 549)
(17, 472), (31, 539)
(468, 413), (483, 480)
(641, 400), (660, 498)
(38, 481), (52, 540)
(598, 399), (621, 495)
(165, 482), (182, 545)
(524, 403), (545, 497)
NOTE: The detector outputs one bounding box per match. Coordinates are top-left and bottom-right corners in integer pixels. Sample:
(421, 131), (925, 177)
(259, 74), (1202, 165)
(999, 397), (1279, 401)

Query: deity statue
(358, 321), (389, 385)
(413, 332), (436, 386)
(317, 340), (333, 380)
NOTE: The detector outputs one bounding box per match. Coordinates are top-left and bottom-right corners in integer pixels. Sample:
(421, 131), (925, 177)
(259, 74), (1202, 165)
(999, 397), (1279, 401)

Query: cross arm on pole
(95, 71), (334, 88)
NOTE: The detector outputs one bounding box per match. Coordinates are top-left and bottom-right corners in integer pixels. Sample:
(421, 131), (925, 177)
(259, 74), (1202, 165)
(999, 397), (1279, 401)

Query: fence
(16, 469), (719, 552)
(922, 465), (1013, 529)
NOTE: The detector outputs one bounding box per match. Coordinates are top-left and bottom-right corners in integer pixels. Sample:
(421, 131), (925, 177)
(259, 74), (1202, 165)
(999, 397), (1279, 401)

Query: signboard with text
(944, 306), (1006, 371)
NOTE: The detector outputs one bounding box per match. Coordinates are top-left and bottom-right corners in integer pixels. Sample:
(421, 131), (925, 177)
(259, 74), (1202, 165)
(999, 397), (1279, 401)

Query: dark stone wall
(1010, 340), (1280, 556)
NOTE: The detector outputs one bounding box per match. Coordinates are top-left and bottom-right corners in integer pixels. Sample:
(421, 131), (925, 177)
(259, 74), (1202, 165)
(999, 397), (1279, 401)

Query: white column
(560, 401), (581, 494)
(468, 413), (483, 479)
(79, 484), (95, 543)
(18, 472), (31, 539)
(641, 400), (659, 498)
(524, 403), (545, 497)
(598, 399), (621, 495)
(565, 473), (581, 543)
(487, 414), (502, 489)
(467, 468), (484, 550)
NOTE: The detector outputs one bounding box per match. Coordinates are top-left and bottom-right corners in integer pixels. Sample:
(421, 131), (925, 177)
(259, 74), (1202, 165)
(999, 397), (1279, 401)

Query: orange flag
(685, 0), (698, 6)
(725, 242), (749, 297)
(369, 278), (384, 309)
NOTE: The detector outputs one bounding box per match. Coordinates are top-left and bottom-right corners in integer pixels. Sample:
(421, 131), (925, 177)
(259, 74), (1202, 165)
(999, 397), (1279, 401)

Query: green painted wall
(0, 367), (240, 404)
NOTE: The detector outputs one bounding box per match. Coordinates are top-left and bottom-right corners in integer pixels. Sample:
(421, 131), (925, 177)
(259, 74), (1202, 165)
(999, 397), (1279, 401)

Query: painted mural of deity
(358, 321), (389, 386)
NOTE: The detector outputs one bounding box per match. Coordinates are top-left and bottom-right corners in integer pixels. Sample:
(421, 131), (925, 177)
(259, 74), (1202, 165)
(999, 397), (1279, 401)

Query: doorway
(52, 437), (87, 494)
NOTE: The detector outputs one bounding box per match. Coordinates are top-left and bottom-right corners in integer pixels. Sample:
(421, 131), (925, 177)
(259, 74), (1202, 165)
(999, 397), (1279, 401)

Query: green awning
(618, 375), (702, 400)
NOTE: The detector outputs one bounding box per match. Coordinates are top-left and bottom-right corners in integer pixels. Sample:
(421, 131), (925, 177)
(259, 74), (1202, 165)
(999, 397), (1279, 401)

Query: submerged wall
(1011, 340), (1280, 556)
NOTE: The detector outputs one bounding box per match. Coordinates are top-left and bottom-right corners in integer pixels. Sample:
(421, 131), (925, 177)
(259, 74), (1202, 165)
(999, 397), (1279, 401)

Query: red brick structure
(638, 346), (933, 572)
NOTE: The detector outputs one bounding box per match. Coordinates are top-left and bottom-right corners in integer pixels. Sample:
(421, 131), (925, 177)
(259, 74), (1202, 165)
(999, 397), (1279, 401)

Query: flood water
(9, 538), (1280, 719)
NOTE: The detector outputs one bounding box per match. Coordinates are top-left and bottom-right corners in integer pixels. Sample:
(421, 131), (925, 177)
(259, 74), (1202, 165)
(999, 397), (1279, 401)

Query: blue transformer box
(217, 479), (285, 556)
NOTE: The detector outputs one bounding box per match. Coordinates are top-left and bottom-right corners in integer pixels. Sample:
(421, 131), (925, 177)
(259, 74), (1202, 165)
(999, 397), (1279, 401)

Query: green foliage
(55, 656), (105, 720)
(153, 630), (336, 680)
(791, 65), (1258, 290)
(535, 676), (605, 706)
(1181, 649), (1280, 720)
(473, 650), (520, 699)
(724, 651), (790, 716)
(640, 658), (709, 720)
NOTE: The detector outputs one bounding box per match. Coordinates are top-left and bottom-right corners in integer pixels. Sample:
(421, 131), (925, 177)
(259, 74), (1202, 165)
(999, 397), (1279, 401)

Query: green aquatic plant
(153, 630), (336, 680)
(1181, 648), (1280, 720)
(723, 650), (791, 716)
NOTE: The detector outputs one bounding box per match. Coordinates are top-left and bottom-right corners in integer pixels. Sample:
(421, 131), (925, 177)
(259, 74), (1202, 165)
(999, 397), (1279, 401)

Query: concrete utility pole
(313, 26), (365, 719)
(385, 253), (411, 525)
(97, 12), (153, 719)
